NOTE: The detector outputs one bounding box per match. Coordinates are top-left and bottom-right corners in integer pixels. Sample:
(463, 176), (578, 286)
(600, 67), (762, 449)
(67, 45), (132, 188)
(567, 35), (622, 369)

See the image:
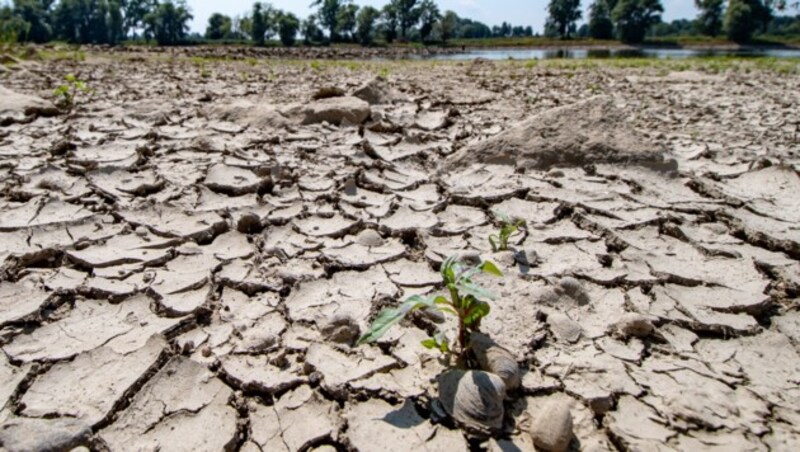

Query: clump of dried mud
(0, 49), (799, 451)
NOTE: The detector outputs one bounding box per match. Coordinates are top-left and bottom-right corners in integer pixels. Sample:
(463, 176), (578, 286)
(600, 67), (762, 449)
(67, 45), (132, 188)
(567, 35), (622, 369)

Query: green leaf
(480, 261), (503, 277)
(457, 281), (495, 301)
(488, 235), (498, 252)
(65, 74), (76, 83)
(357, 295), (434, 345)
(464, 300), (491, 326)
(421, 338), (437, 349)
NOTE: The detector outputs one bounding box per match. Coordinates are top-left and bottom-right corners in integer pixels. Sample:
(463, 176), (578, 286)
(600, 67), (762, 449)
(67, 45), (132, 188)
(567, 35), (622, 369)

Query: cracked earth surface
(0, 50), (799, 451)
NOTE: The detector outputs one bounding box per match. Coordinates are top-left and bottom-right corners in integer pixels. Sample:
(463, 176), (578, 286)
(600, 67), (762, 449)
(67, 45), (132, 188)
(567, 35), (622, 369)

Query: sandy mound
(445, 96), (671, 171)
(203, 99), (289, 129)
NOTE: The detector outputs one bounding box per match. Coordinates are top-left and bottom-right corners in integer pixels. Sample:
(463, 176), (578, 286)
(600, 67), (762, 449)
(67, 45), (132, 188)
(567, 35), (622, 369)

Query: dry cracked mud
(0, 49), (799, 451)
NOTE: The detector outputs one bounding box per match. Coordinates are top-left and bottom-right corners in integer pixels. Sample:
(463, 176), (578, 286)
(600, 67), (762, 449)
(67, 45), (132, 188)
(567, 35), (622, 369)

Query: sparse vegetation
(358, 255), (502, 361)
(488, 211), (526, 252)
(53, 73), (91, 108)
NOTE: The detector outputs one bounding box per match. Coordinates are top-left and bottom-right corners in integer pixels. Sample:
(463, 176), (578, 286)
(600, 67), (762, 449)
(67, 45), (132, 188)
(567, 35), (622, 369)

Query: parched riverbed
(0, 49), (799, 451)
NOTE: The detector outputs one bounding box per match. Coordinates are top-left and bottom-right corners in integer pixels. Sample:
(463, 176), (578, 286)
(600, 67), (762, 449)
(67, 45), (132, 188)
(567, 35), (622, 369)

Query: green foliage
(394, 0), (422, 40)
(335, 2), (358, 41)
(251, 2), (268, 45)
(277, 12), (299, 46)
(312, 0), (349, 42)
(418, 0), (440, 42)
(588, 0), (615, 40)
(143, 0), (192, 46)
(725, 0), (772, 43)
(205, 12), (232, 40)
(355, 5), (380, 45)
(358, 256), (503, 358)
(546, 0), (583, 39)
(302, 15), (324, 45)
(611, 0), (663, 44)
(436, 10), (458, 44)
(488, 211), (526, 252)
(695, 0), (724, 37)
(53, 73), (91, 108)
(380, 2), (399, 43)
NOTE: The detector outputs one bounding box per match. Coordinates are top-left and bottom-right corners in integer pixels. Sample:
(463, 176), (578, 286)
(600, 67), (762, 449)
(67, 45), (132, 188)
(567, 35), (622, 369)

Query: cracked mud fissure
(0, 49), (799, 451)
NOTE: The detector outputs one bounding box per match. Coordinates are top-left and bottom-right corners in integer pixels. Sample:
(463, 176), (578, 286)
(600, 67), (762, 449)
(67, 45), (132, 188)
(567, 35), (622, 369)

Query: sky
(187, 0), (701, 34)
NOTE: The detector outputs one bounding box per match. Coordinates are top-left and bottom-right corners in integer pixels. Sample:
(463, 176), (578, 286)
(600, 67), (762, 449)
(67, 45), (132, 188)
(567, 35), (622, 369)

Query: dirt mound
(203, 99), (289, 129)
(0, 86), (60, 125)
(445, 96), (671, 171)
(353, 77), (405, 105)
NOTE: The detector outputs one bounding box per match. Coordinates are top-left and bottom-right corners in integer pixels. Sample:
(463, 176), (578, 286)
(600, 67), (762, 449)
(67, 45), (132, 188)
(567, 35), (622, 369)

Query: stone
(300, 96), (371, 126)
(528, 399), (574, 452)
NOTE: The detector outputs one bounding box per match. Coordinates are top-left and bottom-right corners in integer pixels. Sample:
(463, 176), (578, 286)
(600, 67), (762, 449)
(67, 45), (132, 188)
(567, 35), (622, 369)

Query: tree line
(0, 0), (796, 47)
(548, 0), (791, 43)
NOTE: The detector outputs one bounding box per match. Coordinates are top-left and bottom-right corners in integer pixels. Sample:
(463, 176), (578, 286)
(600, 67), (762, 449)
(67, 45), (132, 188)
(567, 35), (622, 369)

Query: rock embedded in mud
(300, 96), (371, 126)
(470, 333), (521, 392)
(528, 399), (574, 452)
(445, 96), (671, 171)
(611, 313), (656, 339)
(438, 369), (506, 434)
(352, 76), (402, 105)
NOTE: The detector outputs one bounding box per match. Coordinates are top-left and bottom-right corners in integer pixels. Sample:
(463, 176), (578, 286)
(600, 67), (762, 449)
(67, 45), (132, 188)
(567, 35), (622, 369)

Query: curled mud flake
(610, 313), (656, 339)
(299, 96), (371, 126)
(437, 369), (506, 435)
(470, 332), (521, 392)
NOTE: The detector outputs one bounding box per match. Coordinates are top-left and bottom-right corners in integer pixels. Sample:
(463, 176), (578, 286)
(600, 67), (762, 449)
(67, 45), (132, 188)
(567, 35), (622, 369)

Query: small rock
(547, 312), (582, 343)
(438, 369), (505, 434)
(236, 212), (262, 234)
(611, 313), (655, 339)
(356, 229), (385, 247)
(529, 400), (574, 452)
(471, 333), (521, 392)
(320, 314), (360, 345)
(557, 277), (590, 305)
(312, 86), (345, 100)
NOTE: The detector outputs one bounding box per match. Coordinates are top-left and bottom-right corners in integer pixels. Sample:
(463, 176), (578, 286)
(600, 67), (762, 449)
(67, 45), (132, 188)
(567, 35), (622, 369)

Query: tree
(724, 0), (773, 42)
(302, 14), (324, 44)
(205, 12), (231, 40)
(11, 0), (53, 42)
(436, 9), (458, 44)
(611, 0), (663, 43)
(588, 0), (614, 39)
(336, 2), (357, 41)
(122, 0), (157, 39)
(1, 5), (30, 42)
(381, 2), (398, 42)
(54, 0), (112, 44)
(355, 5), (380, 45)
(418, 0), (439, 42)
(695, 0), (724, 36)
(143, 0), (192, 45)
(108, 0), (124, 43)
(311, 0), (348, 42)
(251, 2), (271, 45)
(546, 0), (583, 39)
(393, 0), (421, 40)
(277, 11), (299, 46)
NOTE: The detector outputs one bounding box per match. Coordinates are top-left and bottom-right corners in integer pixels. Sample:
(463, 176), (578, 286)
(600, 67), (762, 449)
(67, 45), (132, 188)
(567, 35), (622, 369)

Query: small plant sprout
(53, 74), (91, 108)
(357, 256), (503, 361)
(488, 211), (526, 252)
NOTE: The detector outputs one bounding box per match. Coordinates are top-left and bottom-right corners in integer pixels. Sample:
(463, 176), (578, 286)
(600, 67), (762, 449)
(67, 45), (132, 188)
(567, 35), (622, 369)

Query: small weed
(200, 69), (211, 78)
(53, 73), (91, 109)
(310, 60), (323, 71)
(488, 211), (526, 252)
(359, 255), (503, 361)
(378, 67), (390, 79)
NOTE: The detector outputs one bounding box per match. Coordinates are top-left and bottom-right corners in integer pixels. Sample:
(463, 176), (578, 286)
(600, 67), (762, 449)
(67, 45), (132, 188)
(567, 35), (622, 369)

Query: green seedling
(488, 211), (526, 252)
(358, 255), (503, 360)
(53, 74), (91, 108)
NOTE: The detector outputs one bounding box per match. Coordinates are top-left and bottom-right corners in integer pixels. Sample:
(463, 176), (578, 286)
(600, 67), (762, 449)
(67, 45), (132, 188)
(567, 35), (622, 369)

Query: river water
(418, 47), (800, 60)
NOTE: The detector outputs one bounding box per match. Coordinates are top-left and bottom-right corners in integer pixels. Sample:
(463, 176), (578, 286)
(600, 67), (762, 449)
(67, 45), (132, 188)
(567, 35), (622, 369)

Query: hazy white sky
(187, 0), (701, 34)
